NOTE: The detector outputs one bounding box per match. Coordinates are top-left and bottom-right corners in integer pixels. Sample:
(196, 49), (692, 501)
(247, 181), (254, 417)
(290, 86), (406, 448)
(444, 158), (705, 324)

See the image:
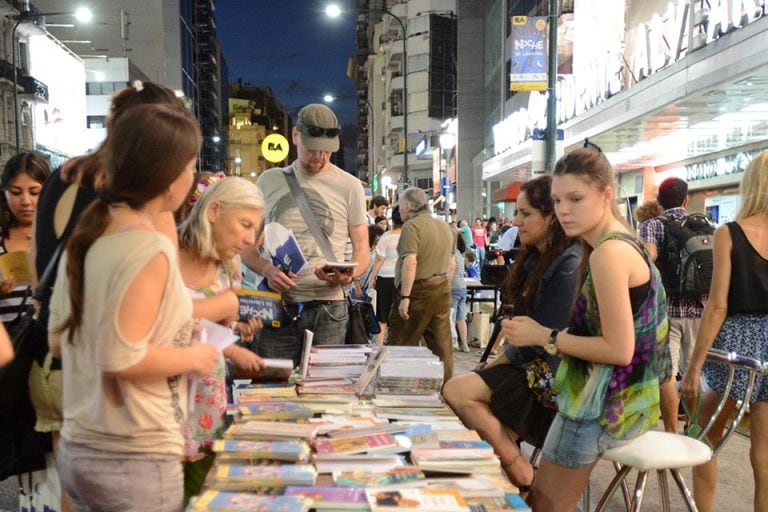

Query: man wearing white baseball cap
(243, 103), (369, 363)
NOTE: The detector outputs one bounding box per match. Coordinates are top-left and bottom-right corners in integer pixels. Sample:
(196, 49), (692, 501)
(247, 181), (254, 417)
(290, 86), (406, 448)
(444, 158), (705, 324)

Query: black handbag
(480, 263), (509, 287)
(0, 290), (52, 480)
(345, 298), (381, 344)
(0, 187), (79, 479)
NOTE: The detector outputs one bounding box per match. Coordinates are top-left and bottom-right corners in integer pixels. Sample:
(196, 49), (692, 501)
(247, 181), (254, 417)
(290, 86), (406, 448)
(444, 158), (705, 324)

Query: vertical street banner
(509, 16), (548, 91)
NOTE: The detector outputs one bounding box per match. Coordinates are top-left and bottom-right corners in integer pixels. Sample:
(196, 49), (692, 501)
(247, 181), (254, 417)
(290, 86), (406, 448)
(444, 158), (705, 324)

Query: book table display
(187, 344), (530, 512)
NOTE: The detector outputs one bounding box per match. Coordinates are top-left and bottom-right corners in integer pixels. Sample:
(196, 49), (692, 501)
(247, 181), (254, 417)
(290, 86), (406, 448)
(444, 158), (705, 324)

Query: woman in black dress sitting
(443, 175), (581, 490)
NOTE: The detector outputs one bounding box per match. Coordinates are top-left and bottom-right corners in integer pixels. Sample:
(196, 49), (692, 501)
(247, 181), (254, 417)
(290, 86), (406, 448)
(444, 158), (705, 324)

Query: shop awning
(491, 181), (522, 202)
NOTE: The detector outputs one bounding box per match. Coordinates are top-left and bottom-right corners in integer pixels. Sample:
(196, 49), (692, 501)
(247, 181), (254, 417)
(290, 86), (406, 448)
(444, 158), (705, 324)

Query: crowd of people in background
(0, 84), (766, 512)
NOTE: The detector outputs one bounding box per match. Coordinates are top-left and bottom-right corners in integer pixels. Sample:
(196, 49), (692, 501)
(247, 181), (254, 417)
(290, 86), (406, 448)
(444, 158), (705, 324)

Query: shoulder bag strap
(34, 194), (82, 304)
(282, 166), (336, 263)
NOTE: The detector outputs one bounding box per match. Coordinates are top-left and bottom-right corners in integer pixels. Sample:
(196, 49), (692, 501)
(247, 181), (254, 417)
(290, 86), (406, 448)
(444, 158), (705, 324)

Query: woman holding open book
(0, 151), (52, 489)
(0, 152), (50, 320)
(443, 175), (580, 493)
(177, 176), (266, 503)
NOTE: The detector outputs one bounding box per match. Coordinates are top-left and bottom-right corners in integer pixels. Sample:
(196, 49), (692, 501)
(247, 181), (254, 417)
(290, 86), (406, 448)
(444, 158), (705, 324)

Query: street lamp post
(10, 2), (92, 154)
(544, 0), (559, 172)
(326, 3), (408, 185)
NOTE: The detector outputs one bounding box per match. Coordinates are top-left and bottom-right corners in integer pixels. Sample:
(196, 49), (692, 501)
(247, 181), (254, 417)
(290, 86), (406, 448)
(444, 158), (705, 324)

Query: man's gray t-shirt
(257, 163), (367, 301)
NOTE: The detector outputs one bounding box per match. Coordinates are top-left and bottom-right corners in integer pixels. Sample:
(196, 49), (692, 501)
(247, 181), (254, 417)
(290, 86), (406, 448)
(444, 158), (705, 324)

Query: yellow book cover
(0, 251), (32, 284)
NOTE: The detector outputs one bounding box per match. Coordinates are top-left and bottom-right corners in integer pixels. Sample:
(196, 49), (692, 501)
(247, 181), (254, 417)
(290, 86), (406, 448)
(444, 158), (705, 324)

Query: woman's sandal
(500, 454), (534, 497)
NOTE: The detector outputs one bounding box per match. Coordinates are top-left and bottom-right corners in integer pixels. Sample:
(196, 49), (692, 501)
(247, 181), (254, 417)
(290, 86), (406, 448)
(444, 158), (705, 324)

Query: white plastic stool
(594, 348), (767, 512)
(596, 431), (711, 511)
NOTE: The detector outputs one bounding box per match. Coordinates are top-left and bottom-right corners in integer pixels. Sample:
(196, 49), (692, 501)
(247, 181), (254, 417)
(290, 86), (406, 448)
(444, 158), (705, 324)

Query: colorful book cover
(425, 474), (519, 498)
(213, 464), (317, 489)
(410, 447), (496, 461)
(308, 415), (380, 435)
(313, 454), (407, 474)
(364, 487), (469, 511)
(438, 440), (493, 450)
(0, 250), (32, 285)
(264, 222), (307, 274)
(224, 420), (319, 441)
(212, 440), (310, 463)
(313, 433), (398, 455)
(187, 490), (310, 512)
(333, 466), (427, 488)
(284, 486), (368, 510)
(234, 289), (283, 327)
(297, 385), (357, 395)
(237, 403), (314, 420)
(463, 494), (531, 511)
(353, 346), (388, 396)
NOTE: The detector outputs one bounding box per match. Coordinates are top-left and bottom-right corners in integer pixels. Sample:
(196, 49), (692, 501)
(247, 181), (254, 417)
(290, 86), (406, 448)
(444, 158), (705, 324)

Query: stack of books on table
(304, 344), (373, 379)
(374, 346), (444, 398)
(409, 441), (502, 475)
(296, 376), (356, 397)
(237, 402), (314, 421)
(188, 349), (532, 512)
(233, 382), (296, 404)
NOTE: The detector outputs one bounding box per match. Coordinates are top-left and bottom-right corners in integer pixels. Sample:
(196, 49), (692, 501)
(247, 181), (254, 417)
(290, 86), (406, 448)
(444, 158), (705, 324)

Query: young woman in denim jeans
(503, 147), (670, 511)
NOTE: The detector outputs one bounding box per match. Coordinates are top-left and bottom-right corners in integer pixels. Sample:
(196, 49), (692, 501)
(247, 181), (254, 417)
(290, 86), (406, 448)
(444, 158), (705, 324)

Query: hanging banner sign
(509, 16), (548, 91)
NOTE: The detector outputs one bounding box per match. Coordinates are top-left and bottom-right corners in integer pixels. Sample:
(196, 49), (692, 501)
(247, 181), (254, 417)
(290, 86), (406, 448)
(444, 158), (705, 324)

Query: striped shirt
(0, 239), (33, 323)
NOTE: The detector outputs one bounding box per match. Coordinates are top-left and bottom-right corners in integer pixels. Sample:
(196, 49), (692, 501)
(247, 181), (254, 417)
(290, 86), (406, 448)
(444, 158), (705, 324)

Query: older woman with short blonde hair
(177, 176), (267, 502)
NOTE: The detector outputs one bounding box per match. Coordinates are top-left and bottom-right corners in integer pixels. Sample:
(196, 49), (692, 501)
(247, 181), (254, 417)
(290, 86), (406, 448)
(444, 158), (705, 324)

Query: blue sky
(216, 1), (359, 128)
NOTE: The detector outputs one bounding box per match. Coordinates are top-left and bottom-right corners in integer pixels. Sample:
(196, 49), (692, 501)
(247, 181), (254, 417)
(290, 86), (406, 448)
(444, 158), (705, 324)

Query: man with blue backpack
(640, 177), (714, 433)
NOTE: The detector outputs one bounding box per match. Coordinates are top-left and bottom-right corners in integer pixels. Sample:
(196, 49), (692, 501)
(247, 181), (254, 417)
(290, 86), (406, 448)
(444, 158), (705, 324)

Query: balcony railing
(19, 75), (48, 102)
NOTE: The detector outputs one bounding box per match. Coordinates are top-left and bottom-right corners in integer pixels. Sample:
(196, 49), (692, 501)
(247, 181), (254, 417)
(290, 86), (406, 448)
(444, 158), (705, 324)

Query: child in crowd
(502, 147), (670, 511)
(464, 250), (479, 279)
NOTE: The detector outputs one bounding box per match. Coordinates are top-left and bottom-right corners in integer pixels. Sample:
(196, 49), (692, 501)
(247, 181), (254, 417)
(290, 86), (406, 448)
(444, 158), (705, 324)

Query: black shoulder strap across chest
(281, 166), (336, 262)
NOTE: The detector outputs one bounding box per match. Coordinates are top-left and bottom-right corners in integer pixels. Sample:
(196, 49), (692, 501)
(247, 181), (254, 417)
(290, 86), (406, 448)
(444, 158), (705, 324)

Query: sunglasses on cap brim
(299, 123), (340, 138)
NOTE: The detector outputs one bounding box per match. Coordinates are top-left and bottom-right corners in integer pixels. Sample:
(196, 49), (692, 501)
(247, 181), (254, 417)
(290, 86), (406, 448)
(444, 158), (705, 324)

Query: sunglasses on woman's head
(299, 124), (340, 138)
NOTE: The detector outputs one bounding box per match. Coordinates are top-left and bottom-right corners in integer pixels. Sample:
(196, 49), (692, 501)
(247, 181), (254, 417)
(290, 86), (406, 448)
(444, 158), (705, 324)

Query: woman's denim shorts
(541, 414), (630, 468)
(451, 288), (467, 322)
